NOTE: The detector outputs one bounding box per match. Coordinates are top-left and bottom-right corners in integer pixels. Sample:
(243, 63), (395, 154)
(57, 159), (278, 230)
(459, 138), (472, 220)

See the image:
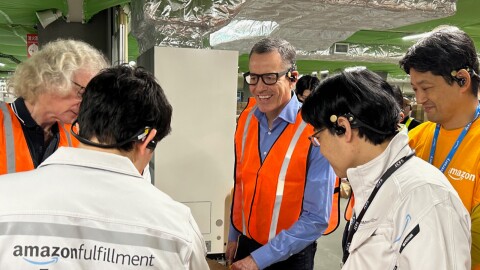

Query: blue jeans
(234, 234), (317, 270)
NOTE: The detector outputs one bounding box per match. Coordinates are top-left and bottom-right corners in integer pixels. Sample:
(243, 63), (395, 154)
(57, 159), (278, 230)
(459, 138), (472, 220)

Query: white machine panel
(139, 46), (238, 254)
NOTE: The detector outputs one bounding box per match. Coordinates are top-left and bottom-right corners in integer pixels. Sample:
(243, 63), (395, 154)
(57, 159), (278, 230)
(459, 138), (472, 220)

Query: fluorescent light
(402, 32), (431, 41)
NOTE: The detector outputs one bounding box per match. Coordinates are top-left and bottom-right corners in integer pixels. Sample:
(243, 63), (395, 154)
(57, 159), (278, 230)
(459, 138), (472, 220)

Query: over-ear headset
(70, 120), (157, 150)
(329, 113), (394, 136)
(452, 75), (466, 87)
(287, 70), (296, 82)
(451, 67), (475, 87)
(287, 64), (297, 82)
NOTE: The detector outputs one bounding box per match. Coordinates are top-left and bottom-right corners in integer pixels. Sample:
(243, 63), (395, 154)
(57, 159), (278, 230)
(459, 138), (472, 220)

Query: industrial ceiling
(0, 0), (479, 78)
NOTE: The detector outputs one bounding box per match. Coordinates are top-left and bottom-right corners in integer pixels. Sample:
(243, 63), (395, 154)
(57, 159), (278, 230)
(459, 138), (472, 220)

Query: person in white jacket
(0, 65), (209, 269)
(301, 68), (471, 269)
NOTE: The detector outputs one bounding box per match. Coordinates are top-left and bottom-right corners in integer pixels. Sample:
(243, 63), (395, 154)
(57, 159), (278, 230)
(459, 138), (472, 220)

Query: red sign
(27, 33), (38, 57)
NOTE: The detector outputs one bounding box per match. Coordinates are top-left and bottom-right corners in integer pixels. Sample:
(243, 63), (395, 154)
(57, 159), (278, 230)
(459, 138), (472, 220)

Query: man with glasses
(0, 39), (108, 174)
(227, 37), (336, 270)
(301, 68), (470, 269)
(0, 65), (209, 269)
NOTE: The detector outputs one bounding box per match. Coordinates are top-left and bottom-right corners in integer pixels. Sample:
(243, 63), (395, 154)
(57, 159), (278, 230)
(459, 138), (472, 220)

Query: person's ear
(399, 111), (405, 123)
(138, 128), (157, 155)
(337, 116), (354, 142)
(290, 70), (299, 83)
(454, 69), (471, 90)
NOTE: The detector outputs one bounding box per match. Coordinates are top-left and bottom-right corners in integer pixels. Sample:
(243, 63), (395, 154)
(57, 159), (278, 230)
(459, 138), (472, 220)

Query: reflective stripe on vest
(240, 105), (256, 235)
(59, 123), (73, 147)
(0, 103), (15, 173)
(233, 97), (312, 244)
(268, 120), (307, 241)
(0, 102), (77, 174)
(405, 117), (413, 129)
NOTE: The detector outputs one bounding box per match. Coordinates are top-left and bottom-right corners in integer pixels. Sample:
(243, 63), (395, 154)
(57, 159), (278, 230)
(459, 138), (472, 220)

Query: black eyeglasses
(308, 128), (326, 147)
(243, 70), (289, 85)
(71, 80), (86, 98)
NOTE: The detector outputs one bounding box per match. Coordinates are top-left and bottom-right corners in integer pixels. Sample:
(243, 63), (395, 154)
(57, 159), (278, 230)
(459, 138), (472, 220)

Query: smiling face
(409, 68), (462, 127)
(248, 51), (296, 121)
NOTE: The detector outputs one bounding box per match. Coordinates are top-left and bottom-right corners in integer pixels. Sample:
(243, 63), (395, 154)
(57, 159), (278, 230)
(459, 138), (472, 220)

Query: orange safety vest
(344, 193), (355, 221)
(0, 102), (78, 174)
(232, 98), (339, 244)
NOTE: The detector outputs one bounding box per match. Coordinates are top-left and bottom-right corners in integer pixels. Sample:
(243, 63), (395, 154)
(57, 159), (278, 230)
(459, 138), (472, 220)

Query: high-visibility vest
(344, 192), (355, 221)
(232, 97), (339, 244)
(0, 102), (78, 174)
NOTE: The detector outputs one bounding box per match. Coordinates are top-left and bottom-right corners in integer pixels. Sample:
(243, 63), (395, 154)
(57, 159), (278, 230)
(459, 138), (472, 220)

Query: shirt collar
(253, 91), (301, 125)
(40, 147), (143, 179)
(13, 97), (40, 128)
(346, 132), (412, 212)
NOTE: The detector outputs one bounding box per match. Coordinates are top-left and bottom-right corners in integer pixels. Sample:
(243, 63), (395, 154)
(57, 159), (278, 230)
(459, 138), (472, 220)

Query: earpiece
(287, 71), (296, 82)
(70, 121), (158, 150)
(334, 126), (346, 135)
(146, 139), (157, 150)
(458, 78), (466, 86)
(139, 127), (157, 150)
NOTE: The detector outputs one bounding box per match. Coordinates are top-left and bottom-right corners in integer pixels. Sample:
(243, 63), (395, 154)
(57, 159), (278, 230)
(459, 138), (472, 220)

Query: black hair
(295, 75), (320, 96)
(301, 68), (400, 145)
(399, 26), (479, 96)
(77, 65), (172, 152)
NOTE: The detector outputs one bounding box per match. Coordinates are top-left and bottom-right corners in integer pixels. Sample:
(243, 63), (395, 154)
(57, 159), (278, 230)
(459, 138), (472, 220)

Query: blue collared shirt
(229, 94), (336, 269)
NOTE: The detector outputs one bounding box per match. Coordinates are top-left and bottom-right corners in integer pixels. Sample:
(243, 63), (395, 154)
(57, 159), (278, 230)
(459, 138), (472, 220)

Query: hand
(225, 241), (237, 266)
(231, 256), (259, 270)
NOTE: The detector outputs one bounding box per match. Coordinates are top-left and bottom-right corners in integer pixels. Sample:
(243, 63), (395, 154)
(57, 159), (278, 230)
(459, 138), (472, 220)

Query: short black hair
(399, 26), (479, 96)
(301, 68), (399, 145)
(77, 65), (172, 151)
(295, 75), (320, 96)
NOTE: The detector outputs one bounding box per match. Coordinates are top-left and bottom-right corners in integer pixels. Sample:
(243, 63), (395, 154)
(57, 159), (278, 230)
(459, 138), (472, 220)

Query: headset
(334, 126), (346, 135)
(453, 77), (466, 87)
(451, 67), (478, 87)
(329, 113), (394, 136)
(287, 63), (298, 82)
(70, 120), (157, 150)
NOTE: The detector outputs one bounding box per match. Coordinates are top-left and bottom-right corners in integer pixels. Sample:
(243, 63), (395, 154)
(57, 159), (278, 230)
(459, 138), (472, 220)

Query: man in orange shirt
(400, 25), (480, 268)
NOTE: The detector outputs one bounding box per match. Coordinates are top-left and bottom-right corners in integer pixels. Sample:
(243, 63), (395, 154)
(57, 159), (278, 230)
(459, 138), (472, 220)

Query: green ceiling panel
(345, 0), (480, 50)
(0, 1), (67, 25)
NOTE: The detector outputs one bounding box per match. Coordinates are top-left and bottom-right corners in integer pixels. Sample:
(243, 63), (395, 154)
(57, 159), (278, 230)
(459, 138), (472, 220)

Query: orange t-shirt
(409, 120), (480, 212)
(409, 120), (480, 266)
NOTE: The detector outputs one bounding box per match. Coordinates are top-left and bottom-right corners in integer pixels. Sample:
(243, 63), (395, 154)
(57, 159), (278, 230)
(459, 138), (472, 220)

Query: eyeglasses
(308, 128), (326, 147)
(71, 80), (86, 98)
(243, 70), (289, 85)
